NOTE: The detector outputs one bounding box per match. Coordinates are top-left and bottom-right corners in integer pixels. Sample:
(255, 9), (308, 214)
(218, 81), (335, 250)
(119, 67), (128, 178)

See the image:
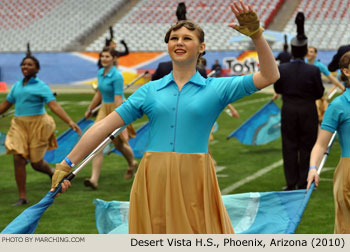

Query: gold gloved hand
(51, 163), (72, 188)
(234, 10), (264, 39)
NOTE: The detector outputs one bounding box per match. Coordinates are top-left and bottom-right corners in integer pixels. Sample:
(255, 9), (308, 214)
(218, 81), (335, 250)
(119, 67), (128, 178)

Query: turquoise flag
(227, 100), (281, 145)
(44, 118), (94, 163)
(94, 186), (314, 234)
(111, 122), (150, 158)
(0, 132), (6, 155)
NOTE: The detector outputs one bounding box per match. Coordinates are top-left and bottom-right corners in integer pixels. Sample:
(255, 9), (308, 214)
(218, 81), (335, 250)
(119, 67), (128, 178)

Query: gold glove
(234, 11), (264, 39)
(51, 163), (72, 188)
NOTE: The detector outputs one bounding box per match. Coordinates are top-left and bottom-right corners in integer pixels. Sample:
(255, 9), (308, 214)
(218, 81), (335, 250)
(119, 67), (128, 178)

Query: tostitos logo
(224, 50), (259, 75)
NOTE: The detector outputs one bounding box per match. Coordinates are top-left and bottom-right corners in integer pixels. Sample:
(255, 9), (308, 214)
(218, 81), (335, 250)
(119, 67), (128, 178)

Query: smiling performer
(84, 46), (138, 189)
(0, 55), (81, 206)
(51, 1), (279, 234)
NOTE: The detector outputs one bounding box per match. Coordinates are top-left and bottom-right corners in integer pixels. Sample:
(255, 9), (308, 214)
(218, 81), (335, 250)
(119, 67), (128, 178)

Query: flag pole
(65, 126), (126, 181)
(314, 85), (339, 175)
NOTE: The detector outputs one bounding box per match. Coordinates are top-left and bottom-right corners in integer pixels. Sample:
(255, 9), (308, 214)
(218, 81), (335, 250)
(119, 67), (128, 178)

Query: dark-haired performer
(51, 1), (279, 234)
(0, 55), (81, 206)
(274, 13), (324, 190)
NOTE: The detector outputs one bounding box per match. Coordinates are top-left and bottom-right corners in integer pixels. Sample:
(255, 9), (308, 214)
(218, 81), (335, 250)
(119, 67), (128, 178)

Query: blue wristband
(309, 165), (317, 170)
(64, 157), (75, 168)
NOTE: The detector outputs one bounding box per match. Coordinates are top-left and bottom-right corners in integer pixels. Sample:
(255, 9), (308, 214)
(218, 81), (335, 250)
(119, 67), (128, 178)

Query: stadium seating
(86, 0), (283, 52)
(0, 0), (127, 52)
(274, 0), (350, 50)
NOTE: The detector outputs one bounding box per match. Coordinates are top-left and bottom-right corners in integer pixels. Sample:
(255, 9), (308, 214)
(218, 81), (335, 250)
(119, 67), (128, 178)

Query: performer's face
(21, 58), (38, 78)
(100, 52), (114, 67)
(110, 41), (117, 49)
(168, 27), (205, 65)
(306, 47), (317, 61)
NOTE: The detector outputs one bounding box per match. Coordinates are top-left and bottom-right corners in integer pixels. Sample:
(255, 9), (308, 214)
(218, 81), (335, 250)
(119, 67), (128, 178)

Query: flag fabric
(227, 100), (281, 145)
(0, 132), (6, 155)
(44, 118), (94, 163)
(94, 187), (314, 234)
(111, 122), (150, 158)
(1, 186), (62, 234)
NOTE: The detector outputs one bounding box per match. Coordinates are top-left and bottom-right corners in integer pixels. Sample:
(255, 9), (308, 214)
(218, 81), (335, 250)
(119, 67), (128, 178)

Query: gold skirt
(128, 151), (234, 234)
(96, 102), (136, 143)
(5, 114), (57, 163)
(333, 157), (350, 234)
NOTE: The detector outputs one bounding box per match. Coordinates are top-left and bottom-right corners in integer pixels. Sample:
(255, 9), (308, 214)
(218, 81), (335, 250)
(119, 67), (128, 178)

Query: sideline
(221, 159), (283, 194)
(233, 97), (271, 108)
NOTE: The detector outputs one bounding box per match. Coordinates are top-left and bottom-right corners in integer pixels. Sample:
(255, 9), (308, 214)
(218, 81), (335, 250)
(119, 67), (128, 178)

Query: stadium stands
(274, 0), (350, 50)
(1, 0), (348, 52)
(0, 0), (127, 52)
(87, 0), (284, 52)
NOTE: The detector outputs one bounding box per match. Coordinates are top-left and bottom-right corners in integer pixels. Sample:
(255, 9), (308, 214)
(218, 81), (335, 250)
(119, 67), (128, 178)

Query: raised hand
(228, 1), (264, 39)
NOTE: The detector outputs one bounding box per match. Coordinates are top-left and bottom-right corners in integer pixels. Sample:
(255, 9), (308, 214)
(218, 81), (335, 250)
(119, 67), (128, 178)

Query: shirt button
(172, 108), (175, 111)
(170, 125), (174, 128)
(170, 142), (173, 145)
(174, 93), (177, 96)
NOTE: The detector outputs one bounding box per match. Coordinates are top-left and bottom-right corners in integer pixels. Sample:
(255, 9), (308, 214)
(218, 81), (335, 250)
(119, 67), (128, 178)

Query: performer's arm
(0, 100), (12, 115)
(327, 74), (346, 92)
(51, 111), (125, 192)
(228, 1), (279, 90)
(85, 91), (102, 118)
(307, 129), (333, 190)
(48, 100), (82, 136)
(114, 95), (123, 108)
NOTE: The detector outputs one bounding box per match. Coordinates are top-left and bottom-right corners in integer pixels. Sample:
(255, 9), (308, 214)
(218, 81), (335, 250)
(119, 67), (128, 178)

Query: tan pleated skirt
(96, 102), (136, 143)
(333, 157), (350, 234)
(128, 151), (234, 234)
(5, 114), (57, 163)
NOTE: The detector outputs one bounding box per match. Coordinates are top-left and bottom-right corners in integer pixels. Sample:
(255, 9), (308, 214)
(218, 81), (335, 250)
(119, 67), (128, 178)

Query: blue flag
(94, 186), (314, 234)
(0, 132), (6, 155)
(111, 122), (150, 158)
(227, 100), (281, 145)
(1, 186), (62, 234)
(44, 118), (94, 163)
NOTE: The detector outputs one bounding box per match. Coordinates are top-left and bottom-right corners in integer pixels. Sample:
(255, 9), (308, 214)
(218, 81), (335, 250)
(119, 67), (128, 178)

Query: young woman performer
(52, 1), (279, 233)
(84, 46), (138, 189)
(0, 55), (81, 206)
(307, 52), (350, 234)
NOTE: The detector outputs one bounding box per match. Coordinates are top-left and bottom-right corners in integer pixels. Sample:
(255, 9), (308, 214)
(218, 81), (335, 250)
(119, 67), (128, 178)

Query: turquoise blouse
(321, 88), (350, 157)
(6, 77), (56, 116)
(306, 59), (331, 76)
(116, 71), (257, 153)
(98, 66), (124, 103)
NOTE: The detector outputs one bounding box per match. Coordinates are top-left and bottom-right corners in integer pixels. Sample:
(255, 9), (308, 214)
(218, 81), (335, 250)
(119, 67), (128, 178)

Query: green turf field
(0, 91), (340, 233)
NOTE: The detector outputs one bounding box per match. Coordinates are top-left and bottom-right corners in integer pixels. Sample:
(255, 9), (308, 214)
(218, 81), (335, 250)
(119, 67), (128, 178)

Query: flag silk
(94, 187), (314, 234)
(1, 186), (62, 234)
(112, 122), (150, 158)
(227, 100), (281, 145)
(0, 132), (6, 155)
(44, 118), (94, 163)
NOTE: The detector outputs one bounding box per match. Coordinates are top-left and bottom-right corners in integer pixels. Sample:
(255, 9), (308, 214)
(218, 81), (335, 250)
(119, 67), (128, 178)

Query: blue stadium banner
(227, 100), (281, 145)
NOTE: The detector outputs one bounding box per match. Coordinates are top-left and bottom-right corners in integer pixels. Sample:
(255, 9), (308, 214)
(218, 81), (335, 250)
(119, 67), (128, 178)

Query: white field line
(233, 97), (271, 108)
(58, 101), (91, 106)
(221, 159), (283, 194)
(320, 167), (335, 173)
(320, 178), (333, 182)
(215, 166), (227, 172)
